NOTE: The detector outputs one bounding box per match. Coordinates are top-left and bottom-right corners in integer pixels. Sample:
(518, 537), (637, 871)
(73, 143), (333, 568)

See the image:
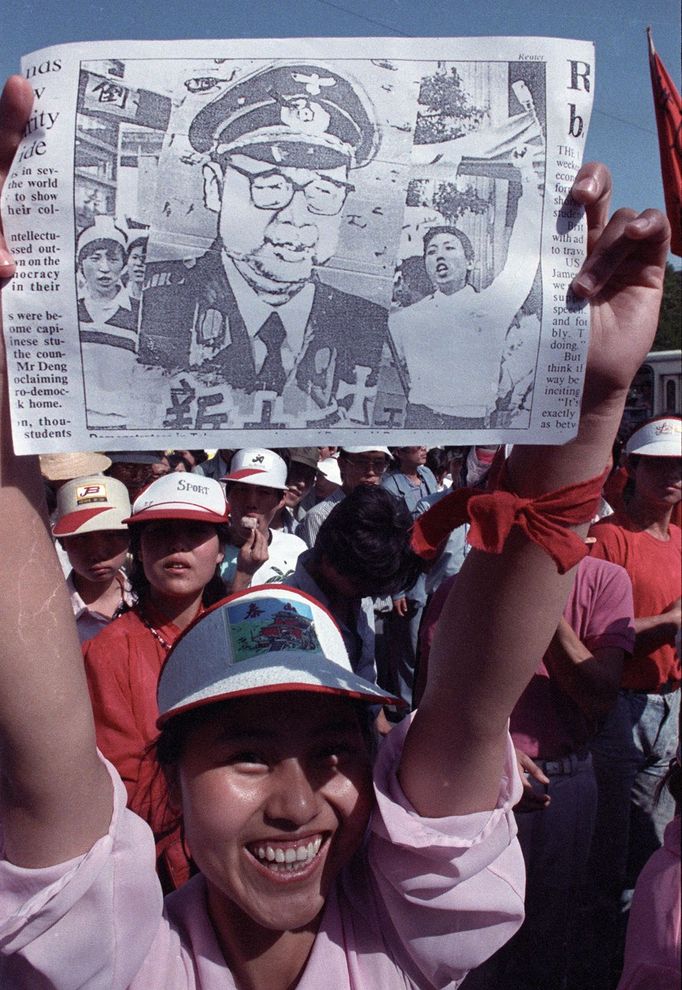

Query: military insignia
(291, 72), (337, 96)
(280, 98), (331, 137)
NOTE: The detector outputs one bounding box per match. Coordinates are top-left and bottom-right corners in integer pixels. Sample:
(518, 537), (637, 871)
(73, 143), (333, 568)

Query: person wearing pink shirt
(0, 74), (673, 990)
(617, 754), (681, 990)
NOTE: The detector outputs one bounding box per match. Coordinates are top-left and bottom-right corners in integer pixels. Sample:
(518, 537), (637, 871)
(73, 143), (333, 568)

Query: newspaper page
(1, 37), (594, 454)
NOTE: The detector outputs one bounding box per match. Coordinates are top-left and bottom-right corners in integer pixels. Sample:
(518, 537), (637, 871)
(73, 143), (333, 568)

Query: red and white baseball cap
(223, 448), (288, 490)
(626, 416), (682, 458)
(124, 473), (228, 525)
(53, 474), (130, 537)
(157, 585), (400, 726)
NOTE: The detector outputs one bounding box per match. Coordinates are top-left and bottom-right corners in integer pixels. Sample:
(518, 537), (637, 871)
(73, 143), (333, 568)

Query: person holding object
(387, 118), (544, 428)
(0, 74), (672, 990)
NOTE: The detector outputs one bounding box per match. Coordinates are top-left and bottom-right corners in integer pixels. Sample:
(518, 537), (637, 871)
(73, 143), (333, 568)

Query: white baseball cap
(77, 216), (128, 256)
(157, 585), (400, 726)
(223, 448), (288, 490)
(124, 473), (228, 525)
(340, 446), (393, 458)
(317, 456), (342, 486)
(53, 474), (130, 537)
(626, 417), (682, 458)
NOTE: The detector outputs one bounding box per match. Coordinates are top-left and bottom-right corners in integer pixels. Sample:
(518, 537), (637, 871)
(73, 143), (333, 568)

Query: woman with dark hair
(82, 472), (228, 891)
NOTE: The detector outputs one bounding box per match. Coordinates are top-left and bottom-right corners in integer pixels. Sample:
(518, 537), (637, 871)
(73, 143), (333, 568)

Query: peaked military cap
(189, 62), (378, 169)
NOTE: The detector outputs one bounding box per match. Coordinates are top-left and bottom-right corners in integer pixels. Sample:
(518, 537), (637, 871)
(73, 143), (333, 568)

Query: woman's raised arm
(0, 76), (112, 867)
(399, 164), (671, 817)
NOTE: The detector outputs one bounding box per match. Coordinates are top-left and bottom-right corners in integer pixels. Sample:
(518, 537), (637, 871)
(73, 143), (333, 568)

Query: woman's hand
(570, 163), (670, 407)
(0, 75), (33, 278)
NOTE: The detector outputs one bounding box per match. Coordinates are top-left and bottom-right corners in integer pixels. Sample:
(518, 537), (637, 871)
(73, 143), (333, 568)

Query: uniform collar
(221, 254), (315, 346)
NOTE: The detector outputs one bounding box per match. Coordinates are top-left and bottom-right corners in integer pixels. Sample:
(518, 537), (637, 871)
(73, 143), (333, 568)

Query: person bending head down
(309, 484), (421, 601)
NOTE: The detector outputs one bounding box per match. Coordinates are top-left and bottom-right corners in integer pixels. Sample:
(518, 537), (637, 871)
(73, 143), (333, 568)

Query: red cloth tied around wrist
(411, 466), (607, 575)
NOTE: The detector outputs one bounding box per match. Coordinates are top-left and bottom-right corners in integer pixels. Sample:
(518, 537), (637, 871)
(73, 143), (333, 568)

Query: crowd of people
(0, 74), (680, 990)
(7, 425), (682, 989)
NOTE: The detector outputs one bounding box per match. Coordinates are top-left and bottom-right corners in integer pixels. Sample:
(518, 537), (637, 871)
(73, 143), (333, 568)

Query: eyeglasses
(344, 456), (388, 474)
(227, 162), (354, 216)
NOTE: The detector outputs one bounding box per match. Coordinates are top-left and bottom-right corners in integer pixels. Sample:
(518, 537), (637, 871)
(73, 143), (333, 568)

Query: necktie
(256, 312), (287, 393)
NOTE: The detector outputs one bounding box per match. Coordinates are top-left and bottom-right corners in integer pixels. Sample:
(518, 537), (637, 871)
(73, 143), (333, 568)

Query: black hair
(77, 237), (126, 267)
(422, 225), (475, 265)
(127, 234), (148, 257)
(314, 484), (422, 597)
(155, 695), (374, 771)
(425, 447), (449, 483)
(166, 452), (193, 472)
(125, 521), (230, 609)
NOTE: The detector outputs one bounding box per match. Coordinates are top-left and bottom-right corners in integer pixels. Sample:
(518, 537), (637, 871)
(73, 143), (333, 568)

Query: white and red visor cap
(124, 473), (228, 525)
(222, 448), (288, 490)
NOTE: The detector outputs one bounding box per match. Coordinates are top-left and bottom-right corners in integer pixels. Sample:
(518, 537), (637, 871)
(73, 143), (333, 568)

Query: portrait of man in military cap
(137, 62), (391, 427)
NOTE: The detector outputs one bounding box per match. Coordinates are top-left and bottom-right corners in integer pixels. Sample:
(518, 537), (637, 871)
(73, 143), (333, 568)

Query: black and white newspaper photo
(0, 36), (594, 453)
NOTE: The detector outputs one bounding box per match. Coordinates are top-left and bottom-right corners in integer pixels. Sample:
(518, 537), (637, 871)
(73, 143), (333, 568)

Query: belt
(533, 750), (591, 776)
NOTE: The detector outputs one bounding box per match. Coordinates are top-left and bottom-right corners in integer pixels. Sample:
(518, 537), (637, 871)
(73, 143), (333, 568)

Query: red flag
(648, 27), (682, 257)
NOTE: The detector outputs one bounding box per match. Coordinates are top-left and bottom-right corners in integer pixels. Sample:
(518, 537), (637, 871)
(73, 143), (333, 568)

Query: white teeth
(254, 837), (322, 868)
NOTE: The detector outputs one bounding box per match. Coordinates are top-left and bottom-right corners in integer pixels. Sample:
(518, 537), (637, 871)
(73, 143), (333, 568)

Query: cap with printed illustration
(156, 585), (401, 727)
(53, 474), (131, 537)
(223, 448), (288, 490)
(124, 473), (228, 525)
(626, 416), (682, 458)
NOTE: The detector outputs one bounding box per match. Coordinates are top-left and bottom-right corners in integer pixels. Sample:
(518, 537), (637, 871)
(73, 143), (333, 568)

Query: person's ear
(202, 162), (223, 215)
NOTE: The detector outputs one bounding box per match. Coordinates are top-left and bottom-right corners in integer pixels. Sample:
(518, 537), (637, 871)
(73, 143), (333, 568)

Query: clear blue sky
(1, 0), (680, 263)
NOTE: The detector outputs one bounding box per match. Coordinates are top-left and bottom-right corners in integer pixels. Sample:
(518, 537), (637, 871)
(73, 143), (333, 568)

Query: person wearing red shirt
(579, 415), (681, 989)
(83, 472), (228, 891)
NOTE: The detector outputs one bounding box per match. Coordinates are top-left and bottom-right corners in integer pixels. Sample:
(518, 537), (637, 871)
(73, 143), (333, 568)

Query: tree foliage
(654, 263), (682, 351)
(415, 67), (486, 145)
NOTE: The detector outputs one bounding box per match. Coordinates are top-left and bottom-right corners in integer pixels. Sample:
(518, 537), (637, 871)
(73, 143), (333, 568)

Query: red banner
(648, 28), (682, 257)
